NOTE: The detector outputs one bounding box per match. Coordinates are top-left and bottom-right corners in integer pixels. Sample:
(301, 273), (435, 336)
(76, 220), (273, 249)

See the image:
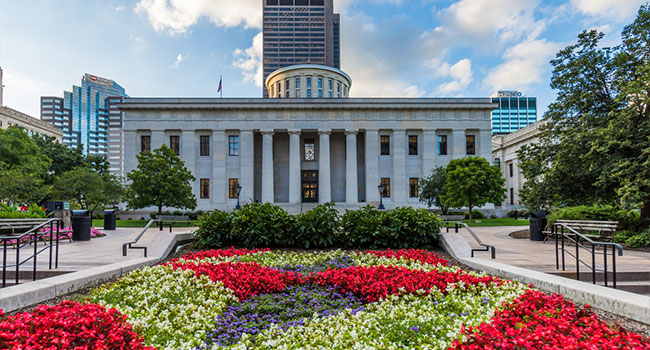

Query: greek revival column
(318, 130), (331, 204)
(422, 129), (436, 178)
(212, 130), (226, 204)
(345, 130), (358, 203)
(239, 130), (254, 204)
(392, 129), (407, 204)
(288, 130), (302, 204)
(261, 130), (275, 203)
(365, 129), (379, 204)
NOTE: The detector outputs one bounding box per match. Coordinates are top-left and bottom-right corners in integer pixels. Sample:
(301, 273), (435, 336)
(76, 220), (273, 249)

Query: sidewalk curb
(0, 230), (194, 313)
(440, 232), (650, 325)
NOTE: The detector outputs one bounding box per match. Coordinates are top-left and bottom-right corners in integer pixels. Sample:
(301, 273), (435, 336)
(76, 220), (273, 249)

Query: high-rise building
(0, 66), (4, 107)
(490, 91), (537, 134)
(262, 0), (340, 97)
(41, 74), (128, 176)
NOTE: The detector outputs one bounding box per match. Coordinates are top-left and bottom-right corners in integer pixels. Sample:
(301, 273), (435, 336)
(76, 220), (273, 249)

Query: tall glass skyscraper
(41, 74), (128, 175)
(263, 0), (340, 97)
(490, 91), (537, 134)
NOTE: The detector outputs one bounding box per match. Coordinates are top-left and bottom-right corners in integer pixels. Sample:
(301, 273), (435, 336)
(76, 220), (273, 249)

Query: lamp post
(235, 184), (242, 210)
(377, 183), (386, 210)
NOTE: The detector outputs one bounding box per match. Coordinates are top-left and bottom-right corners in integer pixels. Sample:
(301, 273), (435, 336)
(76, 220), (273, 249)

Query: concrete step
(1, 269), (72, 280)
(615, 281), (650, 296)
(552, 270), (650, 283)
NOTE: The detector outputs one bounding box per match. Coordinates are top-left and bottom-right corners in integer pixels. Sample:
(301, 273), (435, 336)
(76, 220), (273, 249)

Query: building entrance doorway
(301, 170), (318, 202)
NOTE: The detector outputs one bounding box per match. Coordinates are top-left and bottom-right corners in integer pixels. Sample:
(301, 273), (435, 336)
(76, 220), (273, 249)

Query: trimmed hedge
(195, 203), (442, 249)
(547, 205), (640, 232)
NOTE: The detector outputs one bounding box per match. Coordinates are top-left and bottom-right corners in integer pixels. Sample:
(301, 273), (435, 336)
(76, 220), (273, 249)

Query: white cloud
(129, 34), (147, 51)
(134, 0), (261, 35)
(439, 0), (545, 45)
(233, 32), (263, 87)
(570, 0), (645, 21)
(170, 53), (185, 68)
(483, 39), (562, 92)
(2, 69), (60, 118)
(435, 58), (473, 95)
(110, 5), (125, 12)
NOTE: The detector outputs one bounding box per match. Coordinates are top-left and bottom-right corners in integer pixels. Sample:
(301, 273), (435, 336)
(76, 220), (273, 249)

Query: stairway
(1, 269), (72, 288)
(552, 270), (650, 296)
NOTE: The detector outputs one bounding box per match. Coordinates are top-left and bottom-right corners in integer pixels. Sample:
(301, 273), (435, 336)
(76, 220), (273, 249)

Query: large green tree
(0, 127), (51, 204)
(518, 5), (650, 229)
(51, 167), (123, 211)
(33, 136), (85, 183)
(125, 145), (196, 215)
(443, 157), (506, 222)
(419, 166), (450, 214)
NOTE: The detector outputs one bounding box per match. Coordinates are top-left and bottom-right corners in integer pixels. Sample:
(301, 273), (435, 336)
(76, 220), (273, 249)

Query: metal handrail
(122, 219), (157, 257)
(455, 222), (496, 259)
(553, 223), (623, 288)
(1, 218), (62, 288)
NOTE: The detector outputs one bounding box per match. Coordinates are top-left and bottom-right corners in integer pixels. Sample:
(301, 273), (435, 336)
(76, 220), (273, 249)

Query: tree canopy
(51, 167), (123, 211)
(419, 166), (450, 214)
(125, 145), (196, 215)
(443, 157), (505, 222)
(518, 5), (650, 229)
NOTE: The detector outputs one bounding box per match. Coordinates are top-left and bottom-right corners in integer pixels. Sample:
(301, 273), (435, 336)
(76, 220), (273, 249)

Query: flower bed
(1, 248), (649, 350)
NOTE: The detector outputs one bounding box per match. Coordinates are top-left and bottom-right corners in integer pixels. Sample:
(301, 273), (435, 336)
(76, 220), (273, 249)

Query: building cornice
(118, 98), (498, 111)
(0, 106), (63, 136)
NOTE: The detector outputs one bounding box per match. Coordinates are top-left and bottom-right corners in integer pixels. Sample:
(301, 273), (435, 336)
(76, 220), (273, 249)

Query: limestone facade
(0, 106), (63, 141)
(120, 98), (496, 213)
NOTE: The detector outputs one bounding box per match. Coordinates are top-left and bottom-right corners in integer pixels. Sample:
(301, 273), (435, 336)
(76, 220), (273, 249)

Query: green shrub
(547, 205), (640, 231)
(625, 230), (650, 248)
(383, 207), (441, 249)
(293, 203), (340, 248)
(0, 203), (47, 218)
(231, 202), (294, 248)
(194, 210), (232, 248)
(0, 211), (43, 219)
(612, 230), (635, 243)
(340, 205), (388, 248)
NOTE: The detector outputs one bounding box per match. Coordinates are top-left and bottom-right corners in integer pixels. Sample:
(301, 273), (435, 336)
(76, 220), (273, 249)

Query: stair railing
(455, 222), (496, 259)
(0, 218), (62, 288)
(122, 219), (158, 257)
(552, 222), (623, 288)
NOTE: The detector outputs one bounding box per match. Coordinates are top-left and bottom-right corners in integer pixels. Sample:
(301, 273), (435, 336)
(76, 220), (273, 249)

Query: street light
(377, 183), (386, 210)
(235, 184), (242, 210)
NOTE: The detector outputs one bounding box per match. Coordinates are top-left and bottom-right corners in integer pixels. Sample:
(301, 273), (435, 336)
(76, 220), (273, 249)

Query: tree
(419, 166), (450, 214)
(125, 145), (196, 215)
(442, 156), (506, 222)
(518, 5), (650, 229)
(33, 136), (85, 182)
(0, 127), (51, 204)
(51, 167), (124, 211)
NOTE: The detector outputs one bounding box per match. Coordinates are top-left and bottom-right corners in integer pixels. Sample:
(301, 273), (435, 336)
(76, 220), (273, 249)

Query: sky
(0, 0), (647, 119)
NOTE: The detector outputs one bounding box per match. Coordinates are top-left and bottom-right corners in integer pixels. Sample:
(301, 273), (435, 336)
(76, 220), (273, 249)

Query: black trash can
(104, 210), (116, 231)
(529, 211), (548, 241)
(72, 210), (91, 241)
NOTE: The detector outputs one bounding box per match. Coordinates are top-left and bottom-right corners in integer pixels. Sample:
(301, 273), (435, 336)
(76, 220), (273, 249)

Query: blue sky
(0, 0), (646, 118)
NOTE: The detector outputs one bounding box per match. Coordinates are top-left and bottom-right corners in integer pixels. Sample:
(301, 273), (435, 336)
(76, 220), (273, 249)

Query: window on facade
(318, 78), (322, 89)
(509, 163), (513, 177)
(285, 79), (290, 96)
(229, 178), (239, 199)
(307, 89), (312, 98)
(337, 82), (341, 97)
(409, 178), (419, 198)
(296, 89), (300, 98)
(408, 135), (418, 155)
(328, 91), (332, 98)
(438, 135), (448, 155)
(200, 179), (210, 199)
(307, 77), (312, 88)
(380, 135), (390, 155)
(296, 77), (300, 89)
(381, 178), (391, 198)
(169, 135), (180, 155)
(229, 135), (240, 156)
(304, 138), (315, 161)
(510, 188), (514, 205)
(140, 135), (150, 153)
(466, 135), (476, 155)
(200, 135), (210, 156)
(318, 89), (322, 98)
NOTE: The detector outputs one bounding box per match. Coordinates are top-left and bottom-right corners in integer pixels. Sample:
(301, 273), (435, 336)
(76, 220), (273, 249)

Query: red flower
(449, 290), (650, 350)
(0, 301), (155, 350)
(171, 248), (270, 263)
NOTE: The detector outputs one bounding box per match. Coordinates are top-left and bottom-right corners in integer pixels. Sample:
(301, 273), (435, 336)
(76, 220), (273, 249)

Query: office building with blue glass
(490, 91), (537, 134)
(41, 74), (128, 176)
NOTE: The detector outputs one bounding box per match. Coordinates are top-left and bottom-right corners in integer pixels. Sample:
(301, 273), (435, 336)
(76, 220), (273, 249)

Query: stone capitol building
(121, 65), (495, 213)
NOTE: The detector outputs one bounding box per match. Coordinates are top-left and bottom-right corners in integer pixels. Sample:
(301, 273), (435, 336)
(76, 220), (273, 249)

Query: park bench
(440, 215), (466, 233)
(0, 219), (71, 245)
(156, 215), (192, 232)
(543, 219), (618, 242)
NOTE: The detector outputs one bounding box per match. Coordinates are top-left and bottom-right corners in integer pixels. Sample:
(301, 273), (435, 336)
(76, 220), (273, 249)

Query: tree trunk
(158, 204), (163, 216)
(468, 202), (473, 223)
(641, 200), (650, 231)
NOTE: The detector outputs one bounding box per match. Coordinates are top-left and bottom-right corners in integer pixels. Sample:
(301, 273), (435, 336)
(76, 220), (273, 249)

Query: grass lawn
(462, 218), (529, 227)
(92, 219), (199, 228)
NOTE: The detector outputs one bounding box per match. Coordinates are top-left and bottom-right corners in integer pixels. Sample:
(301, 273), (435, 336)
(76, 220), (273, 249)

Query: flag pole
(220, 75), (223, 98)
